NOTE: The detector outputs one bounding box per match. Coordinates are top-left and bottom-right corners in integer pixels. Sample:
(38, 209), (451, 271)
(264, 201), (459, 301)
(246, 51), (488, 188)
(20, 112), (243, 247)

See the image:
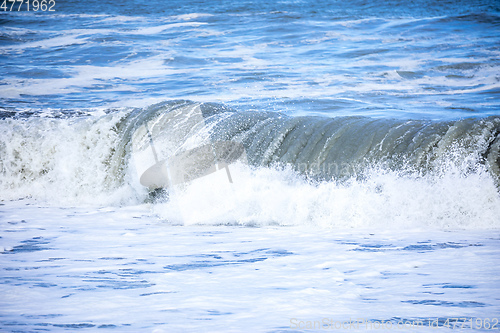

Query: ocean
(1, 0), (500, 332)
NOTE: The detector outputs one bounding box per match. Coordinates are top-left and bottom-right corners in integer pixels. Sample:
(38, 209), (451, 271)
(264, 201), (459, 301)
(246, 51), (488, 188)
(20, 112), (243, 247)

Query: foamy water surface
(1, 0), (500, 332)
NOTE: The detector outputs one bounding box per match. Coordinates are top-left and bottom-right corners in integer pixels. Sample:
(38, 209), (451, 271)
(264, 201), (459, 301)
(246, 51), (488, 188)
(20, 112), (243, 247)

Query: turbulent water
(1, 1), (500, 332)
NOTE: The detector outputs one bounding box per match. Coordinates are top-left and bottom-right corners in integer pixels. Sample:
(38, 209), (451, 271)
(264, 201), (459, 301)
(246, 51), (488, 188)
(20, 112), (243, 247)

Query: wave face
(129, 101), (500, 181)
(1, 101), (500, 228)
(207, 105), (500, 181)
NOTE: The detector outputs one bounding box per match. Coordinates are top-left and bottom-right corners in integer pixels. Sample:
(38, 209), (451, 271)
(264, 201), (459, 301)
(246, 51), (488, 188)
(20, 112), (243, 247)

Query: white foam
(5, 34), (87, 50)
(154, 163), (500, 230)
(174, 13), (214, 21)
(0, 111), (144, 206)
(2, 199), (498, 331)
(0, 57), (192, 99)
(131, 22), (208, 35)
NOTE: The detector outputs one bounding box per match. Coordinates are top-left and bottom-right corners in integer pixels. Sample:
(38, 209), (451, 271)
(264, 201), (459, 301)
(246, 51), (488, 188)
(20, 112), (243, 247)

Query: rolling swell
(131, 101), (500, 184)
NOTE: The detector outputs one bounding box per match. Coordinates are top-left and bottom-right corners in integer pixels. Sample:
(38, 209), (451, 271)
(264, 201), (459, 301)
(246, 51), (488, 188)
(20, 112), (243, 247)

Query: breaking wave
(1, 100), (499, 228)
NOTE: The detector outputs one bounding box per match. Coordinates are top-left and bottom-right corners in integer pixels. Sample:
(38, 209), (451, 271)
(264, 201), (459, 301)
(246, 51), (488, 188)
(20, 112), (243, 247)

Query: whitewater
(1, 0), (500, 332)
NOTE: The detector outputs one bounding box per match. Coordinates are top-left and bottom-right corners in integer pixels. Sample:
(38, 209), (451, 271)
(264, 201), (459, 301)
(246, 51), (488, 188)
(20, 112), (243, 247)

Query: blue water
(1, 1), (500, 332)
(1, 0), (499, 119)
